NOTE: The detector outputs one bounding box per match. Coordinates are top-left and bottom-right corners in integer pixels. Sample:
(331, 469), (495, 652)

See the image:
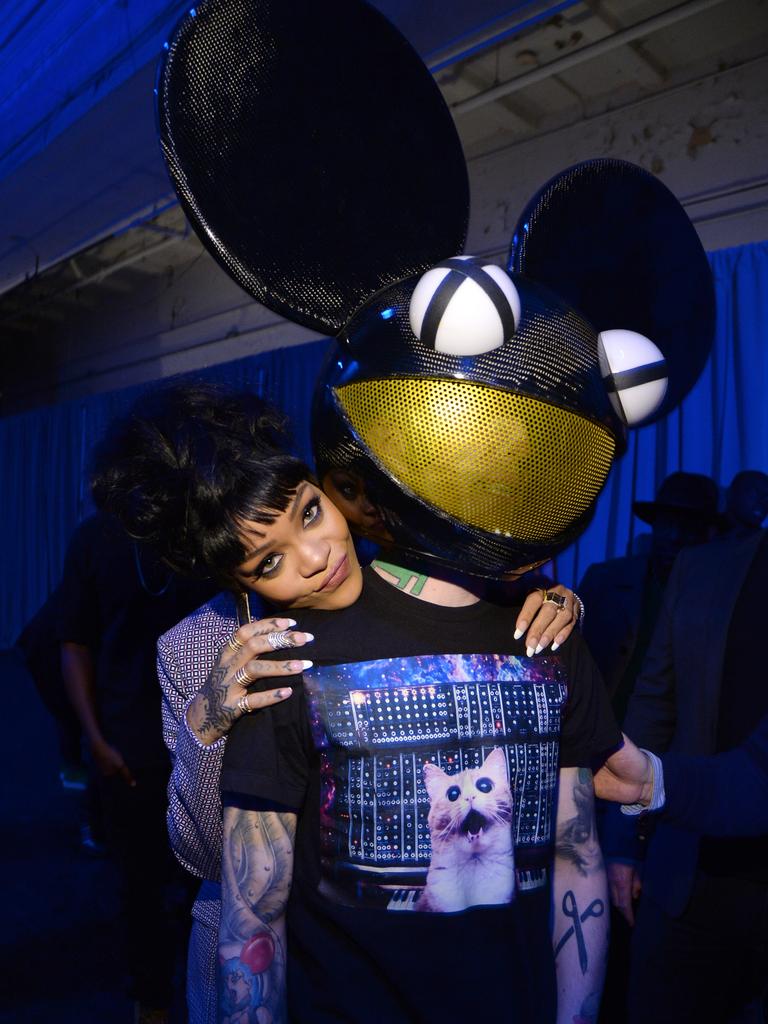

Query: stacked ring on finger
(234, 665), (252, 688)
(227, 633), (245, 653)
(267, 629), (295, 651)
(543, 591), (569, 612)
(237, 693), (251, 715)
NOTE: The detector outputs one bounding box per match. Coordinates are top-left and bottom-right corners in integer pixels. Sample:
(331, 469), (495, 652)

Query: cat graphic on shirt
(417, 747), (516, 913)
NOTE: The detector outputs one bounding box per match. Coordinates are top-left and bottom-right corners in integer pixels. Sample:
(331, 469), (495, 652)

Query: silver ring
(227, 633), (245, 654)
(267, 629), (295, 651)
(237, 693), (251, 715)
(234, 666), (251, 687)
(543, 591), (568, 612)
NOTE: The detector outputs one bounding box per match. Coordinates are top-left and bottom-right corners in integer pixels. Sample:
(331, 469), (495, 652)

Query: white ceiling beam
(452, 0), (728, 115)
(583, 0), (668, 83)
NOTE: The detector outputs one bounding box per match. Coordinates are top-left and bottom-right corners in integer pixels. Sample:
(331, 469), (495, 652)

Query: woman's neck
(371, 558), (480, 607)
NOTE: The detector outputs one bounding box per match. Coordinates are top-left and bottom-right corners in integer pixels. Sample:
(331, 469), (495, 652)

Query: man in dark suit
(579, 472), (721, 1023)
(603, 526), (768, 1023)
(578, 472), (720, 722)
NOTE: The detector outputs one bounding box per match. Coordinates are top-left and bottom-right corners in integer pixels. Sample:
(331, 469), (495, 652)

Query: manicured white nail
(535, 643), (545, 655)
(289, 659), (313, 672)
(284, 618), (297, 627)
(302, 632), (315, 642)
(526, 646), (535, 657)
(551, 641), (560, 652)
(513, 628), (524, 640)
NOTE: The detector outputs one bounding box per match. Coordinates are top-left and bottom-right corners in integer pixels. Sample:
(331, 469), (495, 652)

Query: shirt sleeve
(157, 632), (226, 880)
(559, 631), (622, 768)
(221, 680), (312, 812)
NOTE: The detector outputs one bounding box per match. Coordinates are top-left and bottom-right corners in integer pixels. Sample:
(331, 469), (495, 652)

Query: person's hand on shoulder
(186, 616), (313, 745)
(515, 584), (583, 656)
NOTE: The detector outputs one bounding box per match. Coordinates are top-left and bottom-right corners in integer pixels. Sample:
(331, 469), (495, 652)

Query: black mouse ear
(157, 0), (469, 335)
(508, 159), (714, 425)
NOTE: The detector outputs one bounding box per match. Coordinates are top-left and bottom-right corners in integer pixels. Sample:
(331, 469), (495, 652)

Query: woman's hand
(515, 584), (582, 656)
(186, 616), (313, 746)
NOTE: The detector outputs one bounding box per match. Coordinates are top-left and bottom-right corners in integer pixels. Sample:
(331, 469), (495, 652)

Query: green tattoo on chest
(372, 559), (428, 596)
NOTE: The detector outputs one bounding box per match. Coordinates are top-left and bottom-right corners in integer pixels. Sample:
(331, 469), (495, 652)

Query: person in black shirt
(57, 510), (217, 1021)
(219, 562), (619, 1024)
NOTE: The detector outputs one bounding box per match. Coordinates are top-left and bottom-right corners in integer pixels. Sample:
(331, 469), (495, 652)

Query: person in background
(577, 471), (720, 1023)
(721, 470), (768, 538)
(578, 471), (720, 723)
(57, 510), (216, 1024)
(602, 520), (768, 1024)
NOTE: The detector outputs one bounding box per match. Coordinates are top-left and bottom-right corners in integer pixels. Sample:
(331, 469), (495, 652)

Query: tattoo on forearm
(219, 809), (296, 1024)
(554, 890), (605, 973)
(555, 768), (602, 876)
(196, 664), (238, 738)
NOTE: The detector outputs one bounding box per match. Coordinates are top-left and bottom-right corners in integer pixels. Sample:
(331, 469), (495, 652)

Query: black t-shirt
(56, 512), (216, 766)
(222, 567), (619, 1024)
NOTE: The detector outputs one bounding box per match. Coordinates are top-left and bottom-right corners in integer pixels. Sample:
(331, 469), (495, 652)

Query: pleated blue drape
(2, 239), (767, 647)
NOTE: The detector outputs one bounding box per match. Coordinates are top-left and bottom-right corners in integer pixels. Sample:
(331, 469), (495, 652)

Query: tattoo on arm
(196, 664), (238, 739)
(554, 890), (605, 972)
(219, 808), (296, 1024)
(555, 768), (602, 877)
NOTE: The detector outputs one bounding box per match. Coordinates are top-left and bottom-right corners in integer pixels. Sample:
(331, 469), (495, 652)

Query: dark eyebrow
(241, 483), (310, 561)
(289, 482), (310, 521)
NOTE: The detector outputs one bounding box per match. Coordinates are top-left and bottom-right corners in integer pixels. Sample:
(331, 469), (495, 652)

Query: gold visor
(337, 378), (615, 543)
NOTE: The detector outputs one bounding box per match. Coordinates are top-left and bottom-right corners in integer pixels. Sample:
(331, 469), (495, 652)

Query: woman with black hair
(92, 381), (588, 1024)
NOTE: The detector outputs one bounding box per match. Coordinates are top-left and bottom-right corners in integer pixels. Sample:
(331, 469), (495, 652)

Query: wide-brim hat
(633, 471), (720, 525)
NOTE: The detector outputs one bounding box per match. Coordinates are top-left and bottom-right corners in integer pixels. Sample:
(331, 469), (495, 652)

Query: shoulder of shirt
(158, 590), (237, 649)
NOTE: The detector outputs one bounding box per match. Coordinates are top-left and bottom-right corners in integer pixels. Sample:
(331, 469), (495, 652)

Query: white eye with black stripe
(409, 256), (521, 356)
(598, 328), (668, 427)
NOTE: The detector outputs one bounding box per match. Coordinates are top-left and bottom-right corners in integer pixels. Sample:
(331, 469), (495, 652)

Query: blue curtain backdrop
(2, 239), (767, 647)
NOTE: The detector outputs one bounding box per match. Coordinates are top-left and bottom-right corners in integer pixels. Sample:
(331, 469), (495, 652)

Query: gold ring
(234, 666), (251, 687)
(237, 694), (251, 715)
(227, 633), (245, 654)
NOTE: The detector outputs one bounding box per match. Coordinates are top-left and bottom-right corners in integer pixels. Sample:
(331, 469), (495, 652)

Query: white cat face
(423, 747), (513, 845)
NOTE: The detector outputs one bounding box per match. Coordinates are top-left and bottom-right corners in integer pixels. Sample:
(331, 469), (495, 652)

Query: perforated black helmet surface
(313, 272), (625, 578)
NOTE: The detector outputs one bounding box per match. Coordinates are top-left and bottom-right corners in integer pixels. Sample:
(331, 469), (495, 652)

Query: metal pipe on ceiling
(451, 0), (729, 116)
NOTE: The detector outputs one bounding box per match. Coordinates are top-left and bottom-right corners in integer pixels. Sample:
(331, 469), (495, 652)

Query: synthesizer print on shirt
(303, 652), (567, 913)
